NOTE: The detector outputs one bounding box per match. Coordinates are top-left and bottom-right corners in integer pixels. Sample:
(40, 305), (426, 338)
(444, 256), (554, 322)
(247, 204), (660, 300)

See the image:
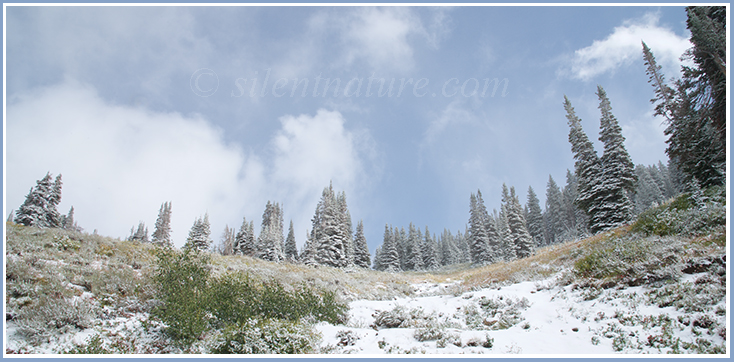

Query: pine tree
(468, 192), (491, 265)
(506, 186), (534, 259)
(454, 229), (471, 264)
(184, 214), (212, 252)
(353, 220), (371, 268)
(421, 226), (440, 270)
(404, 223), (423, 271)
(217, 225), (235, 255)
(641, 8), (726, 189)
(235, 217), (256, 256)
(312, 185), (349, 268)
(439, 229), (460, 266)
(284, 220), (299, 262)
(634, 165), (665, 214)
(62, 206), (81, 232)
(129, 221), (149, 243)
(544, 175), (564, 245)
(564, 96), (605, 233)
(372, 246), (384, 271)
(380, 224), (401, 272)
(595, 86), (636, 229)
(15, 172), (62, 228)
(258, 201), (285, 262)
(151, 201), (173, 247)
(525, 186), (544, 248)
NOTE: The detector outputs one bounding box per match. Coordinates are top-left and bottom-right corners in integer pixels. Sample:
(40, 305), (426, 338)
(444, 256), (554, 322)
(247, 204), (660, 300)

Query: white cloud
(6, 81), (377, 248)
(568, 12), (691, 81)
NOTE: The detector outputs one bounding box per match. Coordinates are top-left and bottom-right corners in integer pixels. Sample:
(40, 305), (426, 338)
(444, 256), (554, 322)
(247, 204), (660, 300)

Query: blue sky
(5, 5), (691, 252)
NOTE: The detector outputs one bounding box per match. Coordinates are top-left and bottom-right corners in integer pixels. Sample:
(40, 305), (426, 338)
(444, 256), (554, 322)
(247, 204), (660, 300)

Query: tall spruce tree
(258, 201), (285, 262)
(506, 186), (534, 259)
(62, 206), (81, 232)
(235, 217), (256, 256)
(641, 7), (726, 188)
(404, 223), (423, 271)
(184, 214), (212, 251)
(380, 224), (401, 272)
(151, 201), (173, 247)
(218, 225), (235, 255)
(544, 175), (564, 245)
(595, 86), (636, 229)
(284, 220), (299, 262)
(15, 172), (63, 228)
(468, 191), (491, 265)
(422, 226), (440, 270)
(525, 186), (544, 248)
(353, 220), (371, 268)
(311, 184), (350, 268)
(564, 96), (605, 233)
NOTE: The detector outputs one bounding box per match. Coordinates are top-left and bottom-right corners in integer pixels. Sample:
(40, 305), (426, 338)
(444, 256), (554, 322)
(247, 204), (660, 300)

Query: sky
(5, 5), (692, 252)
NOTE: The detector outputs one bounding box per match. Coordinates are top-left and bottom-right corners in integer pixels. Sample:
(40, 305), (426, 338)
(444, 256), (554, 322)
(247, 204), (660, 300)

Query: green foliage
(631, 189), (725, 237)
(151, 247), (212, 343)
(210, 319), (321, 354)
(16, 295), (97, 345)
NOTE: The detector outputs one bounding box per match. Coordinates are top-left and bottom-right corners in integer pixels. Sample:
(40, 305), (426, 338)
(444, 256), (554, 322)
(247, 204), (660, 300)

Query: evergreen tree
(403, 223), (423, 271)
(496, 207), (515, 261)
(217, 225), (235, 255)
(506, 186), (534, 259)
(544, 175), (564, 245)
(525, 186), (544, 248)
(151, 201), (173, 247)
(284, 220), (299, 262)
(468, 192), (491, 265)
(454, 229), (471, 264)
(235, 217), (256, 256)
(595, 86), (636, 229)
(258, 201), (285, 262)
(380, 224), (401, 272)
(312, 185), (349, 267)
(634, 165), (665, 214)
(641, 8), (726, 189)
(129, 221), (149, 243)
(353, 220), (371, 268)
(439, 229), (460, 266)
(372, 246), (384, 271)
(62, 206), (81, 232)
(15, 172), (62, 228)
(184, 214), (212, 251)
(564, 96), (605, 233)
(421, 226), (440, 270)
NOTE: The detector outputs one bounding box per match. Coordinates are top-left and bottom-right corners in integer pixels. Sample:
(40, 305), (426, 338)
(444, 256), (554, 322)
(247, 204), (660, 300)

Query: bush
(632, 190), (725, 237)
(151, 247), (212, 344)
(16, 295), (97, 345)
(210, 319), (321, 354)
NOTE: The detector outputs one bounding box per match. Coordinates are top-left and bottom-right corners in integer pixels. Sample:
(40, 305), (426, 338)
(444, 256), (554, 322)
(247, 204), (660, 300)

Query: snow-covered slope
(316, 271), (726, 355)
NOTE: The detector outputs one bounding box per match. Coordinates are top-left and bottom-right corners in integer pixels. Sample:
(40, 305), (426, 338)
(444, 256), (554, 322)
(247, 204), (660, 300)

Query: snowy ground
(316, 272), (727, 355)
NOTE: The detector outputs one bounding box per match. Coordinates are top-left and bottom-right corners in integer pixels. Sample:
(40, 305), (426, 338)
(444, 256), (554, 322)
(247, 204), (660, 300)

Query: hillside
(4, 189), (728, 354)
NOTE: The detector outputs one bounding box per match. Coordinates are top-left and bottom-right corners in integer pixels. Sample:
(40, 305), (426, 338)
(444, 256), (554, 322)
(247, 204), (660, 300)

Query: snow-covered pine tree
(562, 169), (588, 240)
(217, 225), (235, 255)
(422, 226), (440, 270)
(525, 186), (544, 248)
(564, 96), (605, 234)
(258, 201), (285, 262)
(454, 229), (471, 264)
(372, 246), (384, 271)
(468, 192), (491, 265)
(313, 185), (349, 268)
(496, 207), (516, 261)
(15, 172), (60, 228)
(284, 220), (299, 262)
(380, 224), (401, 272)
(353, 220), (371, 268)
(634, 165), (665, 214)
(47, 174), (63, 228)
(396, 227), (408, 270)
(301, 231), (317, 266)
(62, 206), (81, 232)
(129, 221), (149, 243)
(184, 214), (212, 251)
(404, 223), (423, 271)
(235, 217), (256, 256)
(507, 186), (534, 259)
(337, 191), (355, 267)
(595, 86), (636, 230)
(544, 175), (564, 245)
(151, 201), (173, 247)
(439, 229), (460, 266)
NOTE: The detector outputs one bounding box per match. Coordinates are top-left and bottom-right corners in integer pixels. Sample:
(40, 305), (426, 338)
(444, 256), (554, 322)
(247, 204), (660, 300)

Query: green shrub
(62, 334), (114, 354)
(210, 318), (321, 354)
(151, 247), (212, 344)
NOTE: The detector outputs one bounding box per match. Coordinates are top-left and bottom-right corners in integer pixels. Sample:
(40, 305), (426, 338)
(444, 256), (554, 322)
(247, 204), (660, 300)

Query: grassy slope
(4, 191), (727, 353)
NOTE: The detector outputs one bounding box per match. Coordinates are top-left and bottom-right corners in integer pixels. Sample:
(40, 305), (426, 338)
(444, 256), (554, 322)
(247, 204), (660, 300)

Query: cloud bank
(6, 81), (376, 248)
(568, 12), (691, 81)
